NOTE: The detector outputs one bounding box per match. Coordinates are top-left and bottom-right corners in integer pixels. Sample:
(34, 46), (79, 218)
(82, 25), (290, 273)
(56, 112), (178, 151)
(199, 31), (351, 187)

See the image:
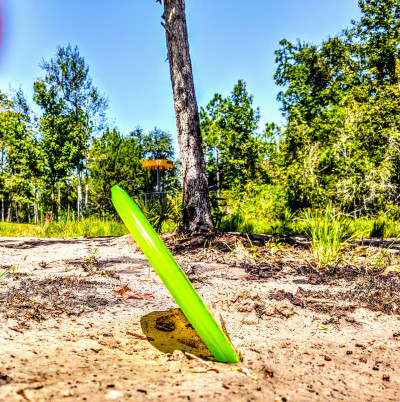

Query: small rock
(359, 357), (367, 363)
(382, 374), (390, 381)
(346, 350), (353, 355)
(75, 339), (102, 353)
(60, 389), (73, 397)
(355, 342), (366, 349)
(323, 355), (332, 361)
(242, 313), (260, 325)
(105, 391), (124, 399)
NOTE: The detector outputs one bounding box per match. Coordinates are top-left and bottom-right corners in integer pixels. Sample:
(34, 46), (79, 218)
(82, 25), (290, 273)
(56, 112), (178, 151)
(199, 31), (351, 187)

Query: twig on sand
(184, 352), (220, 372)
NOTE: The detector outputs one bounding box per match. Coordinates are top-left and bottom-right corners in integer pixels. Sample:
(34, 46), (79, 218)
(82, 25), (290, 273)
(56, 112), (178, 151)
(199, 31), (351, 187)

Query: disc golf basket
(141, 159), (174, 201)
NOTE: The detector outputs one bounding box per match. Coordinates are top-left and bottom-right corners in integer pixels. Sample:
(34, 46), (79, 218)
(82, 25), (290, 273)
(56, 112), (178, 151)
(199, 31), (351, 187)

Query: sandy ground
(0, 234), (399, 401)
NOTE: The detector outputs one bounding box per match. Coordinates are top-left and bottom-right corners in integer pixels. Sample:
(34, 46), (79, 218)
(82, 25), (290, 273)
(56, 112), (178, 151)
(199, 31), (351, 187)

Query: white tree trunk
(85, 168), (89, 218)
(77, 165), (82, 221)
(33, 181), (39, 225)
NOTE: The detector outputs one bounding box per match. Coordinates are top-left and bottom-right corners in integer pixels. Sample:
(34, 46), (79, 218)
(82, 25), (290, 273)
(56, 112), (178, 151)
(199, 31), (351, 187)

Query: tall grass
(303, 204), (357, 268)
(0, 217), (129, 238)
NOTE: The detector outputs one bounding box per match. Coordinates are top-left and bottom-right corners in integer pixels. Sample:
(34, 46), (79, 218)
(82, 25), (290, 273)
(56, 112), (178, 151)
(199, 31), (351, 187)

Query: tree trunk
(15, 201), (19, 223)
(33, 181), (39, 225)
(85, 168), (89, 218)
(51, 185), (55, 215)
(26, 203), (30, 223)
(162, 0), (214, 233)
(67, 181), (71, 220)
(58, 182), (61, 218)
(216, 147), (220, 198)
(7, 194), (12, 222)
(1, 196), (4, 222)
(77, 165), (83, 221)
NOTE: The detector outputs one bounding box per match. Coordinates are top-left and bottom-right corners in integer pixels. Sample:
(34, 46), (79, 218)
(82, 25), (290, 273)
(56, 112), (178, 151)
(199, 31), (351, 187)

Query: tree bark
(58, 182), (61, 218)
(15, 201), (19, 223)
(85, 168), (89, 218)
(216, 147), (220, 198)
(67, 181), (71, 220)
(33, 180), (39, 225)
(7, 194), (12, 222)
(162, 0), (214, 233)
(26, 203), (30, 223)
(77, 165), (82, 221)
(1, 196), (4, 222)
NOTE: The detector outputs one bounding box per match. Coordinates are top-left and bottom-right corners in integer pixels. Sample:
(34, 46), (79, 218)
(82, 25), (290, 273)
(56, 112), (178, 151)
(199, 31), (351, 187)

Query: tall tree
(157, 0), (213, 233)
(200, 80), (268, 195)
(89, 128), (145, 215)
(36, 44), (108, 220)
(274, 0), (400, 212)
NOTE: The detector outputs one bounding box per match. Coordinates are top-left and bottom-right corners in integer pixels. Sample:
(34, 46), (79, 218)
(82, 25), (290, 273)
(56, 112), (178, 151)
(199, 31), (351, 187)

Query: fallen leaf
(112, 284), (153, 301)
(112, 284), (131, 297)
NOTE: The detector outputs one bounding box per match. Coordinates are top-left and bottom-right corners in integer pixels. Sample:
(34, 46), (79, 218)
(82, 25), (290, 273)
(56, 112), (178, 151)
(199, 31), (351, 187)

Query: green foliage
(274, 0), (400, 213)
(200, 80), (271, 193)
(135, 194), (181, 233)
(89, 128), (146, 214)
(130, 127), (180, 194)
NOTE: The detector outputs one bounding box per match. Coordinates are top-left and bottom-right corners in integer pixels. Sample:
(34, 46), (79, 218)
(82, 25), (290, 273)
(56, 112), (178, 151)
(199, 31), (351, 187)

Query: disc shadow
(140, 308), (215, 360)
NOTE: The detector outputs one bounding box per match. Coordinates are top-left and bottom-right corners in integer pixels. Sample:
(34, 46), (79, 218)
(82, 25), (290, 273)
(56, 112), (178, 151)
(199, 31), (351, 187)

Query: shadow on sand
(140, 308), (215, 360)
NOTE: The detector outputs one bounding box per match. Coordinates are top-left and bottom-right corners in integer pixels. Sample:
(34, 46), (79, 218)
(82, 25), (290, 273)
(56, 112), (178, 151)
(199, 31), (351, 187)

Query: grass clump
(0, 217), (129, 238)
(303, 204), (356, 269)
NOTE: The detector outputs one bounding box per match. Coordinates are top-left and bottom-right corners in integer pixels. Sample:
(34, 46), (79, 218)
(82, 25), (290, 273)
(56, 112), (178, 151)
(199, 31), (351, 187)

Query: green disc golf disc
(111, 185), (240, 364)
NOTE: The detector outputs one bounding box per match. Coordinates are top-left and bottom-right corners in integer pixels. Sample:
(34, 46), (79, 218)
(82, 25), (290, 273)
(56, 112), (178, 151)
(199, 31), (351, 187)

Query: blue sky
(0, 0), (361, 146)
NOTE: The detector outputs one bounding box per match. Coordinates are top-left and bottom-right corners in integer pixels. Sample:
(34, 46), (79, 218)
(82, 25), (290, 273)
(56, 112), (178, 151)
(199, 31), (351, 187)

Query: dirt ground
(0, 233), (399, 401)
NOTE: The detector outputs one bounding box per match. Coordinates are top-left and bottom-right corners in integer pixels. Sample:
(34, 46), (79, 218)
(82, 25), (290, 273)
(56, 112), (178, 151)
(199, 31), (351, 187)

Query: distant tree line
(0, 45), (179, 223)
(273, 0), (400, 215)
(2, 0), (398, 225)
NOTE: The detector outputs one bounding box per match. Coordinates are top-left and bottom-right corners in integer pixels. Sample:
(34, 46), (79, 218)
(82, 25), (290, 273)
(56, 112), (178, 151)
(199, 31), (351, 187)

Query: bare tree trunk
(1, 196), (4, 222)
(85, 168), (89, 218)
(77, 165), (82, 221)
(33, 181), (39, 225)
(67, 181), (71, 220)
(162, 0), (213, 233)
(7, 194), (12, 222)
(15, 201), (19, 223)
(58, 182), (61, 218)
(51, 186), (55, 215)
(216, 147), (220, 198)
(26, 203), (30, 223)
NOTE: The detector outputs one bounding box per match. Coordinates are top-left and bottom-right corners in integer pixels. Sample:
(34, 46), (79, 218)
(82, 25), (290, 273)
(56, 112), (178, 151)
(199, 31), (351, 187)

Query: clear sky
(0, 0), (361, 146)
